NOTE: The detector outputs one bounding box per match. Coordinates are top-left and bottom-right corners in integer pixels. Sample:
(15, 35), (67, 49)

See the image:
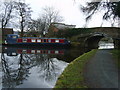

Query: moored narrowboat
(4, 34), (71, 46)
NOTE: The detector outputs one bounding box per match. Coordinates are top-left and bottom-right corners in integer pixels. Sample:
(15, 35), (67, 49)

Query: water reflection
(1, 46), (90, 88)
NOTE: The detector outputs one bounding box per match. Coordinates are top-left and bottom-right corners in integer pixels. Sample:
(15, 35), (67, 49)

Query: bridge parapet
(92, 27), (120, 38)
(77, 27), (120, 49)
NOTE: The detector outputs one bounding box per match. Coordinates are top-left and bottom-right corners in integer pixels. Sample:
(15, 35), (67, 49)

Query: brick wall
(0, 29), (2, 42)
(2, 28), (13, 42)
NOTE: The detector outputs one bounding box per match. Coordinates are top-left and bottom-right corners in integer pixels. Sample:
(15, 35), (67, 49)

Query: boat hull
(3, 43), (71, 48)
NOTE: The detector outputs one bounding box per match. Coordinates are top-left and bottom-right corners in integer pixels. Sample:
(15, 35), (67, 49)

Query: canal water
(0, 42), (114, 89)
(0, 46), (89, 89)
(98, 42), (114, 49)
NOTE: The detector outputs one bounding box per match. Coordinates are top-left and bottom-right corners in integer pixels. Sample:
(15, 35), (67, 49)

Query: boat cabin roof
(7, 34), (19, 36)
(21, 37), (66, 39)
(7, 34), (66, 39)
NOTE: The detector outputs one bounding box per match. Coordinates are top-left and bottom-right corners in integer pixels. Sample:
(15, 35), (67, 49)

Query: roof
(22, 37), (66, 39)
(1, 28), (13, 30)
(51, 23), (76, 29)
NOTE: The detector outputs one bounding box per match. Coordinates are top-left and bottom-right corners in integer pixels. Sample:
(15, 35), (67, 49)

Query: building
(1, 28), (13, 42)
(49, 23), (76, 32)
(47, 23), (76, 37)
(0, 29), (2, 43)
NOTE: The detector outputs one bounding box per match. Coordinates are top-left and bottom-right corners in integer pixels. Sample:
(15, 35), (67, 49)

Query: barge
(4, 34), (71, 47)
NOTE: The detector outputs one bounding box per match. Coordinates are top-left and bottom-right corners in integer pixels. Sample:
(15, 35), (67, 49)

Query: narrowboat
(4, 34), (71, 47)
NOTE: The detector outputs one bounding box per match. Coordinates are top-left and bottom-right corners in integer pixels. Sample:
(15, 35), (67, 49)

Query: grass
(71, 42), (81, 47)
(0, 40), (2, 44)
(54, 49), (97, 88)
(111, 49), (120, 68)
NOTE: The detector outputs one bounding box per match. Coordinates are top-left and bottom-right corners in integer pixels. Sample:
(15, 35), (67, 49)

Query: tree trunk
(20, 16), (24, 37)
(1, 21), (4, 43)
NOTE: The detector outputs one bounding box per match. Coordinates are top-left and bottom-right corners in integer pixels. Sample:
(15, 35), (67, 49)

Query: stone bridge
(77, 27), (120, 49)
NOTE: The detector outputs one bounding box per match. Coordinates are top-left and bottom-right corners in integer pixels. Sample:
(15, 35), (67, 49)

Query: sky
(24, 0), (113, 28)
(1, 0), (112, 28)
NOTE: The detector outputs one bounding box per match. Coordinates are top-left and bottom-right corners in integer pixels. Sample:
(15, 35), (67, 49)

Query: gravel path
(84, 49), (119, 88)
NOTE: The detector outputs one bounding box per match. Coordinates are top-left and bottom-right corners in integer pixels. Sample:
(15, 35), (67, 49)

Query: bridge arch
(84, 32), (113, 49)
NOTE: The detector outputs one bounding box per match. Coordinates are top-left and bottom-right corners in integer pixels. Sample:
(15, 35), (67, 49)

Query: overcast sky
(3, 0), (112, 28)
(25, 0), (85, 28)
(25, 0), (113, 28)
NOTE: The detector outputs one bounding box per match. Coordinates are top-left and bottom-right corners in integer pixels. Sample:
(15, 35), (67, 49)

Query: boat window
(31, 39), (36, 42)
(48, 50), (51, 54)
(31, 50), (35, 53)
(37, 50), (41, 53)
(12, 36), (17, 39)
(55, 50), (59, 54)
(55, 40), (59, 43)
(23, 39), (27, 42)
(37, 39), (41, 42)
(44, 39), (46, 42)
(43, 50), (46, 53)
(48, 39), (51, 43)
(22, 50), (27, 53)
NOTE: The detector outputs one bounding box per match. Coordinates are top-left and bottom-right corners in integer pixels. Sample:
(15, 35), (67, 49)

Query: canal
(0, 45), (89, 89)
(0, 42), (114, 89)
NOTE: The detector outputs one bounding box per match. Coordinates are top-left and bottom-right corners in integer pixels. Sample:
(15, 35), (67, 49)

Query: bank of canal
(111, 49), (120, 68)
(54, 49), (97, 88)
(54, 49), (119, 88)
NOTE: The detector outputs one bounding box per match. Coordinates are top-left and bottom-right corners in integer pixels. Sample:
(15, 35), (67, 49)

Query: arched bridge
(77, 27), (120, 49)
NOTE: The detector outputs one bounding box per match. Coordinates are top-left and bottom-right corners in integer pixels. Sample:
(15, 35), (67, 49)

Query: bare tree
(42, 6), (64, 33)
(14, 1), (32, 37)
(0, 1), (15, 29)
(80, 0), (120, 26)
(0, 1), (16, 42)
(27, 6), (64, 37)
(27, 18), (46, 37)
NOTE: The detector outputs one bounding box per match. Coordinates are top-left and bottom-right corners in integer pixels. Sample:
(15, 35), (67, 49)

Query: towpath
(84, 49), (119, 88)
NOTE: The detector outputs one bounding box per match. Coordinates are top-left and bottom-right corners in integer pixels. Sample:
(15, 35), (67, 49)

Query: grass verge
(71, 42), (81, 47)
(0, 40), (2, 44)
(54, 49), (97, 88)
(111, 49), (120, 68)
